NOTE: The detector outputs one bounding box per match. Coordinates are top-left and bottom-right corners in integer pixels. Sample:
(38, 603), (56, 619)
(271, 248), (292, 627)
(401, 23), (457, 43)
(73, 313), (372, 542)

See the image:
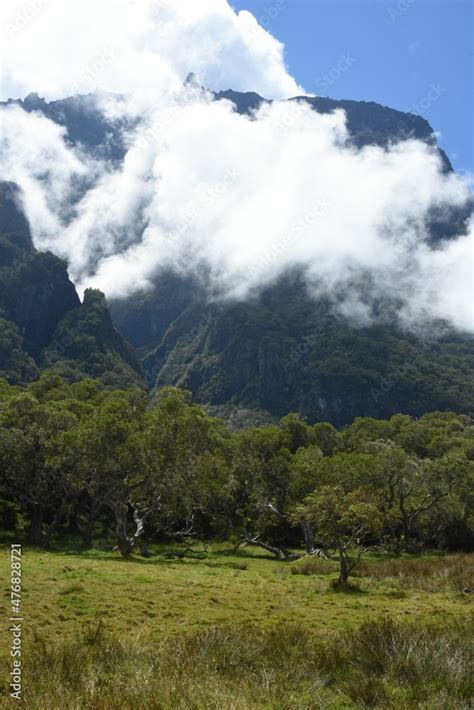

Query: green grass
(0, 542), (472, 707)
(1, 616), (472, 708)
(1, 543), (471, 643)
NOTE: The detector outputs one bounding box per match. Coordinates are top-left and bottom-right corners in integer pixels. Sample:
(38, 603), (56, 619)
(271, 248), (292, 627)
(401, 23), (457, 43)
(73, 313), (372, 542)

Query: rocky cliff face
(3, 250), (80, 358)
(0, 181), (144, 388)
(2, 92), (127, 161)
(2, 91), (473, 423)
(44, 288), (143, 388)
(111, 271), (474, 426)
(0, 87), (454, 168)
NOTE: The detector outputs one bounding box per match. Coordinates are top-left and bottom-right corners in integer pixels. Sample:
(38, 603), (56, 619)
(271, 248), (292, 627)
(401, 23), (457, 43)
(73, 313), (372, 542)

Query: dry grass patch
(355, 553), (474, 592)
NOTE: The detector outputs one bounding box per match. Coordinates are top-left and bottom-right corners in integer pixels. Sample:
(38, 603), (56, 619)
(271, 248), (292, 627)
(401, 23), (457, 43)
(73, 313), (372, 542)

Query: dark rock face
(110, 272), (204, 351)
(111, 271), (474, 426)
(5, 252), (81, 358)
(1, 90), (473, 420)
(0, 181), (144, 387)
(0, 182), (80, 358)
(2, 92), (128, 161)
(0, 182), (34, 258)
(44, 289), (144, 388)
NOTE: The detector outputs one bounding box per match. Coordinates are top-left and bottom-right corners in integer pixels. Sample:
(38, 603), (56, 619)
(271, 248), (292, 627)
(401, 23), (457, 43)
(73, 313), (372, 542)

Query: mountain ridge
(1, 90), (472, 425)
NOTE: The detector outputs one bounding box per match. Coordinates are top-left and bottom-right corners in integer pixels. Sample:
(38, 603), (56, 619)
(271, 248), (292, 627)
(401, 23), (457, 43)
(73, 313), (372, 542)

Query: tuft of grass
(58, 583), (86, 595)
(290, 557), (337, 576)
(329, 579), (364, 593)
(228, 561), (248, 571)
(355, 553), (474, 593)
(337, 617), (474, 708)
(0, 618), (472, 709)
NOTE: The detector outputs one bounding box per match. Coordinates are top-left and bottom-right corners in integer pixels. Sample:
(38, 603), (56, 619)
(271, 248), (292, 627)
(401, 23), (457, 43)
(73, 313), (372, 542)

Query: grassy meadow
(0, 541), (472, 708)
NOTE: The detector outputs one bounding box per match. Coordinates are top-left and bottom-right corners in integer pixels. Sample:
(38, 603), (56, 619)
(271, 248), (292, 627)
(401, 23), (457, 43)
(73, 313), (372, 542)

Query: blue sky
(231, 0), (473, 174)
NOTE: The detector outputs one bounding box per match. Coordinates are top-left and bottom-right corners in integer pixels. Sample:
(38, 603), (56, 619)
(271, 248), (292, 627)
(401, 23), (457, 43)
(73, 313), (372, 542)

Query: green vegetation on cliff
(112, 272), (474, 426)
(0, 182), (144, 388)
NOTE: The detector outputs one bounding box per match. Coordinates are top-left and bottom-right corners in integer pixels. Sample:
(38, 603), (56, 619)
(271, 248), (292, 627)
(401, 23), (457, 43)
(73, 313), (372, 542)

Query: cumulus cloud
(0, 0), (301, 101)
(0, 106), (89, 241)
(81, 98), (474, 333)
(1, 92), (472, 332)
(0, 0), (472, 334)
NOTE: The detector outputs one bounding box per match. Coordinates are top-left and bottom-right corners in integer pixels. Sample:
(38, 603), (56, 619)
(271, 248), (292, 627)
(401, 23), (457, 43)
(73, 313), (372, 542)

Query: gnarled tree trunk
(337, 547), (349, 585)
(242, 536), (300, 561)
(110, 501), (153, 558)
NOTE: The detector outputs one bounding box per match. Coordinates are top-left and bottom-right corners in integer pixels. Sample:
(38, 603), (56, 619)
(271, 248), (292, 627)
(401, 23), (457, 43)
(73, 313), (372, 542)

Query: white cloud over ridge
(0, 0), (301, 100)
(1, 94), (472, 333)
(0, 0), (472, 334)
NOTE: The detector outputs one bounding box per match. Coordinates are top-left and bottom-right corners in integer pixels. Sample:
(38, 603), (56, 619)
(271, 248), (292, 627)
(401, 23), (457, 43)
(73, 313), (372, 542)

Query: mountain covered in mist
(0, 89), (473, 425)
(1, 86), (454, 165)
(0, 181), (144, 387)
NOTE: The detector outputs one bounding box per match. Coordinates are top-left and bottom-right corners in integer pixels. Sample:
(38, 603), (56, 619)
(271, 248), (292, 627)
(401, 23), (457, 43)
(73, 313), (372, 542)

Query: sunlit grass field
(1, 542), (472, 708)
(1, 542), (472, 641)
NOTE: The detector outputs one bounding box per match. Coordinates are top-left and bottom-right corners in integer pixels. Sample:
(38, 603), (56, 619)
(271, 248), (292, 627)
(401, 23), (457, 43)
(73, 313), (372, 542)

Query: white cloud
(0, 0), (301, 101)
(0, 106), (89, 242)
(0, 1), (472, 334)
(1, 93), (471, 333)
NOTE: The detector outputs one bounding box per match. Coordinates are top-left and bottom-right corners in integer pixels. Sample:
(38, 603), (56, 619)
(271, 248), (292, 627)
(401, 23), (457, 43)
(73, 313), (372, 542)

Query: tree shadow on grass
(329, 580), (368, 595)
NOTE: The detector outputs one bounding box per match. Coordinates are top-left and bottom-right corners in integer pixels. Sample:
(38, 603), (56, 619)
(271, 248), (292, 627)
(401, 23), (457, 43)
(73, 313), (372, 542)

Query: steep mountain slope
(103, 89), (472, 425)
(0, 182), (144, 387)
(110, 271), (474, 426)
(1, 91), (473, 424)
(2, 88), (453, 167)
(2, 92), (127, 161)
(2, 88), (469, 246)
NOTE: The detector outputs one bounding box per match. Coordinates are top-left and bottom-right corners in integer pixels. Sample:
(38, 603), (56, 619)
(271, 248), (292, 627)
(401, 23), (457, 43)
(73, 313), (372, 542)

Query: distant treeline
(1, 373), (473, 575)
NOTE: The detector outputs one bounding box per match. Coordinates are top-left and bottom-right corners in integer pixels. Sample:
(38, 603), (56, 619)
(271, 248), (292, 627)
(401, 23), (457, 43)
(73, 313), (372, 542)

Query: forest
(1, 372), (472, 585)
